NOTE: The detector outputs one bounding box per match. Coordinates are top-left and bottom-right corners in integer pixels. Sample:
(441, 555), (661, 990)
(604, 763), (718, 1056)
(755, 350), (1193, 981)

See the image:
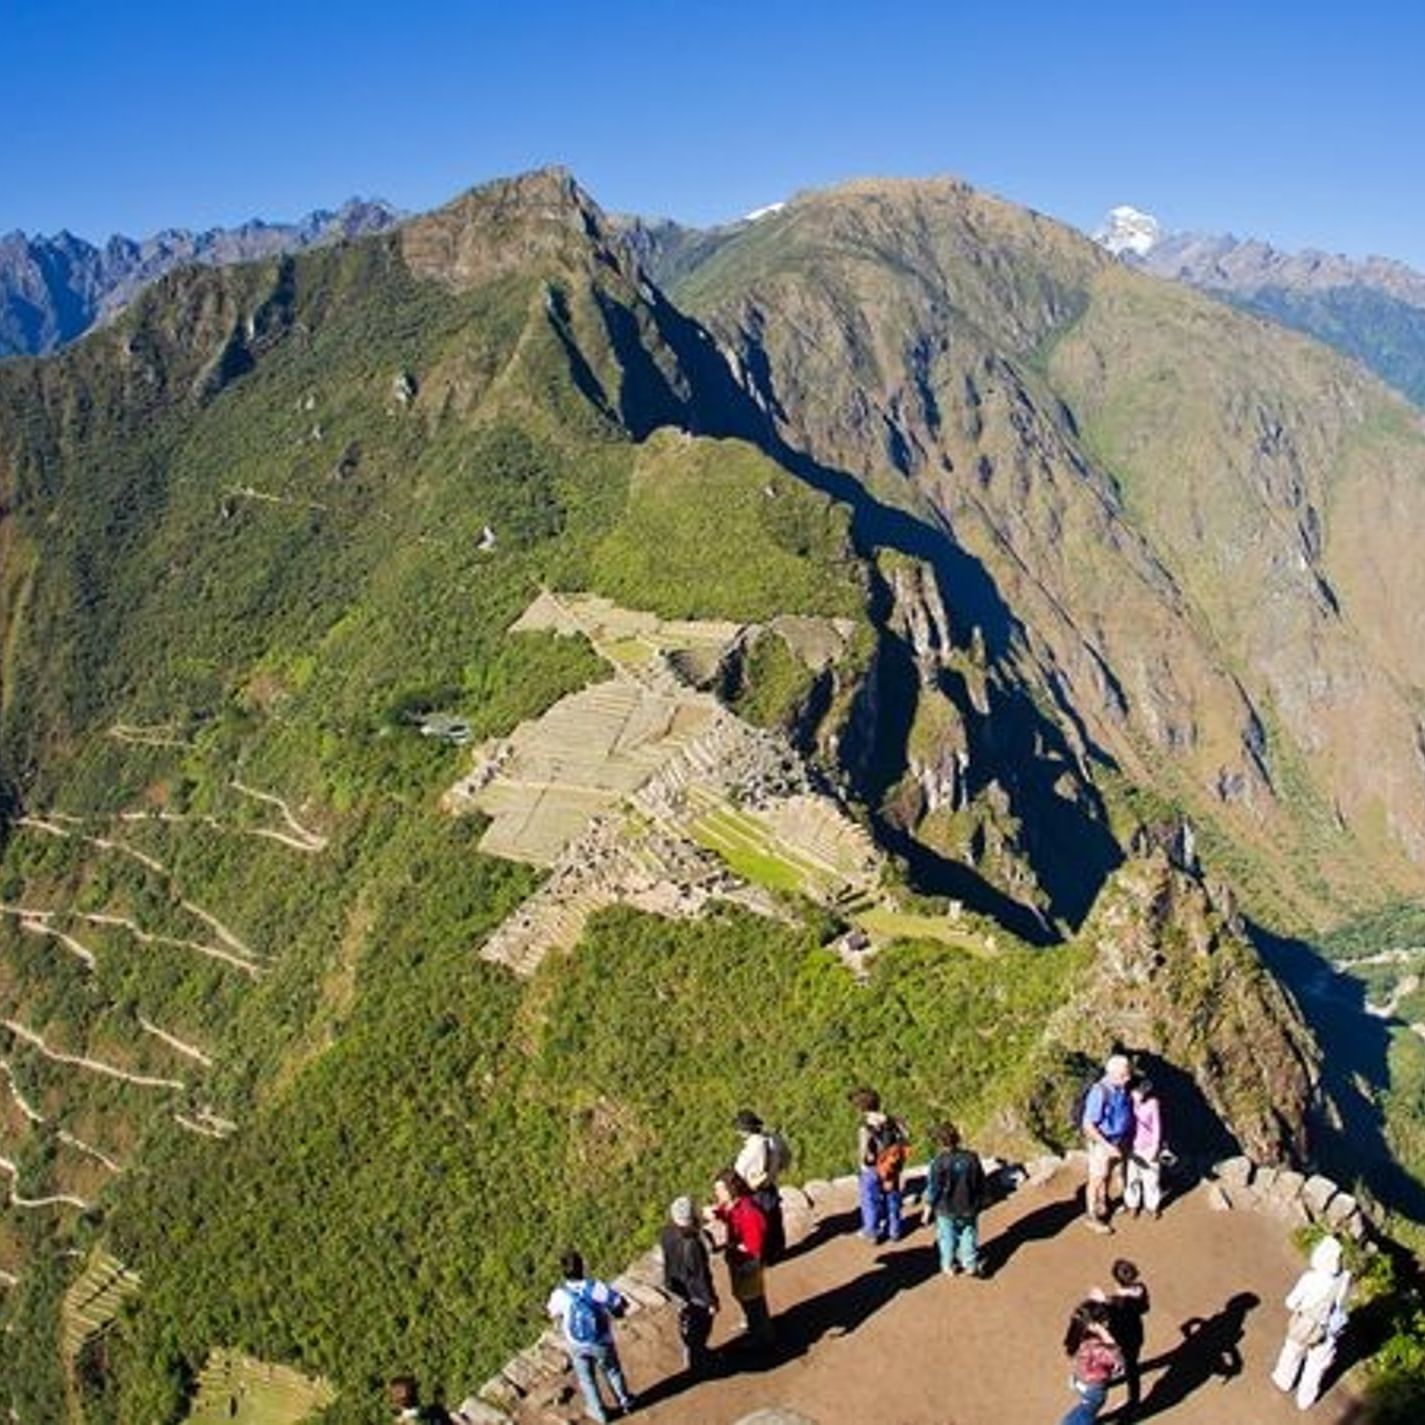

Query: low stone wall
(466, 1154), (1375, 1424)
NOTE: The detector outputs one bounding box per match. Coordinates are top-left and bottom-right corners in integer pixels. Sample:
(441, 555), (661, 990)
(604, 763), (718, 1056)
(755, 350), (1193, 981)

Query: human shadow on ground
(735, 1242), (941, 1376)
(778, 1206), (862, 1264)
(981, 1192), (1083, 1275)
(1129, 1291), (1259, 1421)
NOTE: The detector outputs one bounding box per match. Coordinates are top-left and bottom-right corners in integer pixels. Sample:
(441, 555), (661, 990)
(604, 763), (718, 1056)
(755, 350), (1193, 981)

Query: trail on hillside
(137, 1017), (214, 1068)
(0, 1059), (44, 1123)
(0, 1158), (89, 1211)
(2, 1020), (186, 1092)
(11, 817), (264, 969)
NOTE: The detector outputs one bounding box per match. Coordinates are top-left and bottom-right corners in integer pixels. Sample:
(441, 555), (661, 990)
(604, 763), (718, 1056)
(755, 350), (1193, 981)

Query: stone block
(1253, 1165), (1279, 1194)
(500, 1347), (548, 1394)
(1205, 1182), (1233, 1211)
(613, 1273), (667, 1311)
(1302, 1174), (1338, 1218)
(800, 1178), (833, 1206)
(1213, 1155), (1254, 1189)
(480, 1374), (524, 1410)
(1025, 1154), (1064, 1186)
(454, 1397), (513, 1424)
(1262, 1194), (1311, 1228)
(779, 1185), (813, 1214)
(1324, 1192), (1359, 1228)
(1272, 1169), (1306, 1201)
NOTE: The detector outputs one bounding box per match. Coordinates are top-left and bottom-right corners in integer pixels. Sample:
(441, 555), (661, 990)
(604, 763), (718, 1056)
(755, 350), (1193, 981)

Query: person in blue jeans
(545, 1250), (636, 1423)
(922, 1122), (989, 1276)
(1059, 1298), (1124, 1425)
(850, 1086), (907, 1243)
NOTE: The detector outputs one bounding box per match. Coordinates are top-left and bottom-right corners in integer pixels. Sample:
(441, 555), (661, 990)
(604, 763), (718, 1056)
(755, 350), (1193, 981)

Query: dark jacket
(926, 1148), (988, 1218)
(660, 1224), (718, 1309)
(1108, 1282), (1150, 1359)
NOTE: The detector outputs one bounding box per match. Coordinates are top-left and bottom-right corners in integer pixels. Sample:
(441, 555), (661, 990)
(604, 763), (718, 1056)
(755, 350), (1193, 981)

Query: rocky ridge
(0, 197), (402, 358)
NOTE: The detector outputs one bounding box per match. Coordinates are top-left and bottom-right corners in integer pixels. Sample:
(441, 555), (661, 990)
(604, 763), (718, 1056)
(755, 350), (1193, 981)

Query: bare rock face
(1044, 847), (1320, 1164)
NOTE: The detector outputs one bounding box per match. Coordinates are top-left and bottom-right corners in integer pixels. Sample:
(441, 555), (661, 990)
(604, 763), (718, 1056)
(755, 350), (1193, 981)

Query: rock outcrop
(1041, 846), (1320, 1164)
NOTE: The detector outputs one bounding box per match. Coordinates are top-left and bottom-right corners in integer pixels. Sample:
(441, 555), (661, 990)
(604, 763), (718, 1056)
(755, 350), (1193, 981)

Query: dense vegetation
(3, 170), (1424, 1424)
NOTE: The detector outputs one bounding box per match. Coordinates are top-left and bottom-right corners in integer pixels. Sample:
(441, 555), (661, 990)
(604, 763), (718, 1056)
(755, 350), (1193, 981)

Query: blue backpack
(565, 1284), (606, 1346)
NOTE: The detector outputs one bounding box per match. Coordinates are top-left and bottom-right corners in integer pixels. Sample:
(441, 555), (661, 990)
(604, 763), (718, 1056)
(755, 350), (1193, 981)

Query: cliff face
(1043, 847), (1320, 1164)
(671, 176), (1425, 925)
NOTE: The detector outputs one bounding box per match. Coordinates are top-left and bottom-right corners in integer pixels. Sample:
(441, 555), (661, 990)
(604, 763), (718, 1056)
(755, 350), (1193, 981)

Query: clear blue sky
(4, 0), (1423, 265)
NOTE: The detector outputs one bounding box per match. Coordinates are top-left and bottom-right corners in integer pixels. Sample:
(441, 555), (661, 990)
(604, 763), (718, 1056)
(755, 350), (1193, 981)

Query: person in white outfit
(1270, 1235), (1351, 1410)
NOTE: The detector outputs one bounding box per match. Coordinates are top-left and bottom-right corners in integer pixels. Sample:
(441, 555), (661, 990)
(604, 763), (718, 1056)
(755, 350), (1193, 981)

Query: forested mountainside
(0, 168), (1422, 1422)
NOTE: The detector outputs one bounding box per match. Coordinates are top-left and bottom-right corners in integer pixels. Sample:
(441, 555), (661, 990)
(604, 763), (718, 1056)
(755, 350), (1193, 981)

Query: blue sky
(4, 0), (1423, 265)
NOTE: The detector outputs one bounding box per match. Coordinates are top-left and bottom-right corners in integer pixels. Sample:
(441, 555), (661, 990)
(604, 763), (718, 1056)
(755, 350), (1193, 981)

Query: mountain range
(1, 168), (1423, 1422)
(0, 198), (402, 358)
(1096, 204), (1425, 407)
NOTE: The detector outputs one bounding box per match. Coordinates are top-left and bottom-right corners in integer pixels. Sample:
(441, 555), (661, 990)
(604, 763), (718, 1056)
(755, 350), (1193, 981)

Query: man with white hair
(1081, 1053), (1134, 1233)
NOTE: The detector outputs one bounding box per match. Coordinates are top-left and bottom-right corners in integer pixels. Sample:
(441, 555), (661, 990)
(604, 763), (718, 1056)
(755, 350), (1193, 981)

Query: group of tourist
(388, 1054), (1354, 1424)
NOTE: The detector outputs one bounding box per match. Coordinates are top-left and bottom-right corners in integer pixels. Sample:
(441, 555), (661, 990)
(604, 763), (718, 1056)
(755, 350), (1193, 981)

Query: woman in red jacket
(711, 1170), (774, 1346)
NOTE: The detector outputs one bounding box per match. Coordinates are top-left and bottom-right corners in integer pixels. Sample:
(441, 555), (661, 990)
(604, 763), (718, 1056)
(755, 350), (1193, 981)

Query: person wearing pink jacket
(1123, 1078), (1165, 1219)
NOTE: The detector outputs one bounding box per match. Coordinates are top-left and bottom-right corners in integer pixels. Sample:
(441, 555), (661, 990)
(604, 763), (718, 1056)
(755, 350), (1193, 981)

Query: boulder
(1213, 1156), (1255, 1190)
(1301, 1174), (1338, 1218)
(1205, 1182), (1233, 1211)
(1271, 1169), (1306, 1201)
(454, 1397), (512, 1424)
(1324, 1192), (1360, 1229)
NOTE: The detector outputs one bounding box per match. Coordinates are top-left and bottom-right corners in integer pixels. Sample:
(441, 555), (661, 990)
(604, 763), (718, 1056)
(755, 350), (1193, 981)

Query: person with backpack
(732, 1109), (789, 1263)
(921, 1121), (989, 1276)
(1081, 1054), (1134, 1234)
(710, 1170), (774, 1346)
(850, 1087), (908, 1244)
(1059, 1297), (1125, 1425)
(1123, 1077), (1165, 1220)
(1105, 1258), (1151, 1417)
(660, 1195), (719, 1375)
(1270, 1235), (1352, 1410)
(545, 1250), (636, 1423)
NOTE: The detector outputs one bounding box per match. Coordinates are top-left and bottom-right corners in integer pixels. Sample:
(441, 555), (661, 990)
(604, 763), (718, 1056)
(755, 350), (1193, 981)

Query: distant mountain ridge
(0, 197), (402, 357)
(1093, 207), (1425, 407)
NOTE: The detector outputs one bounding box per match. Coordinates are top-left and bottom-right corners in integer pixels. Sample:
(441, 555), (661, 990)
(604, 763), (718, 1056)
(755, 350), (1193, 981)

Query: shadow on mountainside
(778, 441), (1124, 937)
(1132, 1291), (1259, 1420)
(572, 287), (1123, 934)
(1252, 923), (1425, 1227)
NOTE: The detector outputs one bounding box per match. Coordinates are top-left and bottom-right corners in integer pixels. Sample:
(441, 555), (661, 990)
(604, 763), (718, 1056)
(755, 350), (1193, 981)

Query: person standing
(1105, 1258), (1151, 1418)
(850, 1087), (908, 1244)
(733, 1109), (787, 1263)
(1271, 1235), (1352, 1410)
(546, 1250), (636, 1424)
(1081, 1055), (1134, 1233)
(1123, 1078), (1165, 1220)
(922, 1122), (989, 1276)
(1059, 1298), (1125, 1425)
(711, 1170), (773, 1346)
(660, 1195), (719, 1375)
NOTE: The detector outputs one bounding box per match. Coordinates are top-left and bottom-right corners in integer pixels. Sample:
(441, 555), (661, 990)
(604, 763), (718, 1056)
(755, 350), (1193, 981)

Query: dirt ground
(527, 1172), (1360, 1425)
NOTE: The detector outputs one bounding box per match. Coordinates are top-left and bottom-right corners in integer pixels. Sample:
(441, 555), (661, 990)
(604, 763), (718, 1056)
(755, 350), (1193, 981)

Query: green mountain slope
(0, 168), (1421, 1423)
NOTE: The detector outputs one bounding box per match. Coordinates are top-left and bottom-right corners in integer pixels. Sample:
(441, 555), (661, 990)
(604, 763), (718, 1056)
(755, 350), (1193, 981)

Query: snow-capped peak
(743, 202), (785, 223)
(1094, 205), (1161, 258)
